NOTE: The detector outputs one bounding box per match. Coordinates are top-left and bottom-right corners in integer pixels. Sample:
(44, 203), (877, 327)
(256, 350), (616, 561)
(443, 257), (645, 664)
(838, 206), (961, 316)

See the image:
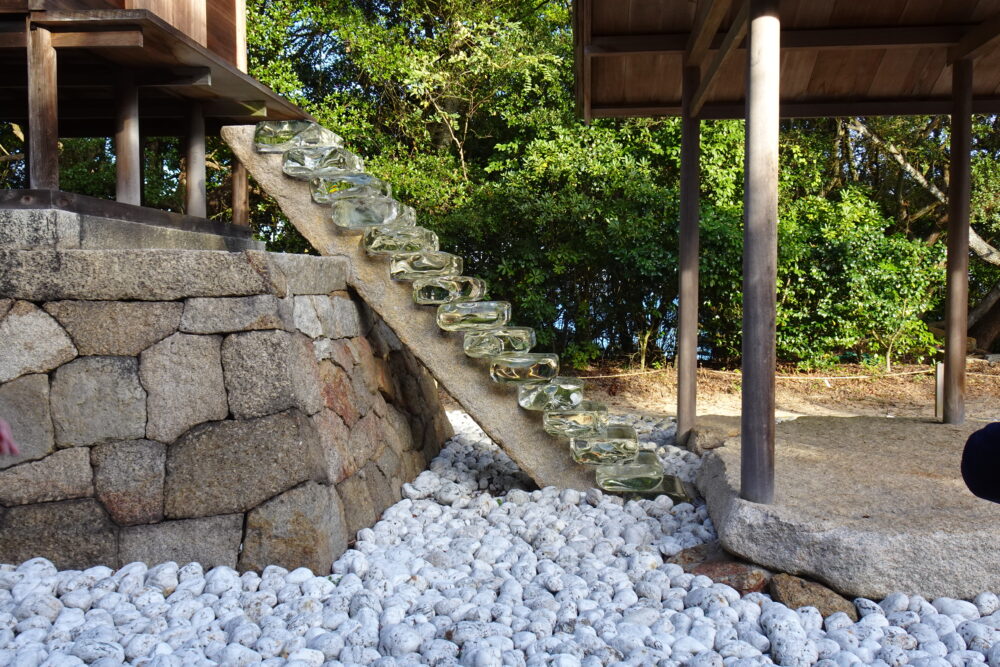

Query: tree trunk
(970, 298), (1000, 352)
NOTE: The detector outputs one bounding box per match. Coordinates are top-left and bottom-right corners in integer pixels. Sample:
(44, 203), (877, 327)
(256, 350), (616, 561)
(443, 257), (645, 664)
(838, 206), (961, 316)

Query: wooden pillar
(677, 65), (701, 445)
(27, 26), (58, 190)
(232, 157), (250, 227)
(944, 59), (972, 425)
(115, 73), (141, 205)
(741, 0), (780, 504)
(185, 102), (207, 218)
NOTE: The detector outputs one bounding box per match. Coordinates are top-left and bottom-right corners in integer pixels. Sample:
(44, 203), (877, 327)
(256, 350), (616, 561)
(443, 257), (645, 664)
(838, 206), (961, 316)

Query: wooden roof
(575, 0), (1000, 119)
(0, 8), (309, 136)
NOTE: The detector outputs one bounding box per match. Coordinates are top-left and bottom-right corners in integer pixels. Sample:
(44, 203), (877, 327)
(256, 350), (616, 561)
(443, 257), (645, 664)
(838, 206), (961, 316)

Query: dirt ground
(580, 359), (1000, 425)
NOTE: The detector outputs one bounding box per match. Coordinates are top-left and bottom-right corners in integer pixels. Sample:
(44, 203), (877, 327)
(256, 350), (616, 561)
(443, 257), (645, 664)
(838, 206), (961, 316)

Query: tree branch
(970, 279), (1000, 329)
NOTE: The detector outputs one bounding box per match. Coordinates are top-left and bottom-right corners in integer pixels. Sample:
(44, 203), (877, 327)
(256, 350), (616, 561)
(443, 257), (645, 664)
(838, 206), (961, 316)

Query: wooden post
(27, 26), (58, 190)
(741, 0), (780, 504)
(232, 157), (249, 227)
(185, 102), (207, 218)
(115, 73), (141, 205)
(944, 59), (972, 425)
(677, 65), (701, 446)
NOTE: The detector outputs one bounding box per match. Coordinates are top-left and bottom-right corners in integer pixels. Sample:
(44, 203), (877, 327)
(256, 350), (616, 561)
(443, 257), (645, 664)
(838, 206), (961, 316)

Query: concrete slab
(696, 415), (1000, 599)
(223, 124), (595, 491)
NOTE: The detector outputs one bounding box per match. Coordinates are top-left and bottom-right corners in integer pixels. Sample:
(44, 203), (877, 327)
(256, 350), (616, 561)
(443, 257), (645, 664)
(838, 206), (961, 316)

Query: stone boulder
(0, 499), (118, 570)
(239, 481), (349, 573)
(0, 373), (54, 470)
(50, 356), (146, 447)
(0, 448), (93, 506)
(0, 300), (77, 383)
(43, 300), (182, 356)
(119, 514), (243, 569)
(164, 409), (326, 519)
(769, 573), (859, 621)
(92, 439), (166, 525)
(140, 333), (229, 443)
(180, 295), (293, 334)
(221, 330), (323, 419)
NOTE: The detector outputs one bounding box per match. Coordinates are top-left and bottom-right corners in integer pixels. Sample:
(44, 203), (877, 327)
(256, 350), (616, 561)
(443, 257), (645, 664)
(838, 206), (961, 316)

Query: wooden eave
(574, 0), (1000, 120)
(0, 9), (310, 136)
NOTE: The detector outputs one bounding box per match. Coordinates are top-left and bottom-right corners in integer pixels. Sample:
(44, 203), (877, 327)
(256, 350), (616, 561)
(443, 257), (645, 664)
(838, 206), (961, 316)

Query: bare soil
(579, 360), (1000, 424)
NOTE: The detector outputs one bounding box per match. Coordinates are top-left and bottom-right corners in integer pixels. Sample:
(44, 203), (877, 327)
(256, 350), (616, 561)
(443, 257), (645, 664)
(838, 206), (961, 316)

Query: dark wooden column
(27, 26), (58, 190)
(232, 157), (250, 227)
(945, 59), (973, 425)
(185, 102), (207, 218)
(115, 73), (141, 205)
(677, 65), (701, 445)
(741, 0), (780, 504)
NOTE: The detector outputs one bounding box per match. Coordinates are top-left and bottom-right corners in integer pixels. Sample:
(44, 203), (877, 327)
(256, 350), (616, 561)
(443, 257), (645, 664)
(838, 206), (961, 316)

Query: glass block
(282, 147), (364, 180)
(311, 176), (391, 204)
(543, 400), (609, 438)
(363, 225), (438, 256)
(254, 121), (343, 153)
(489, 352), (559, 384)
(517, 377), (584, 411)
(464, 327), (535, 358)
(437, 301), (511, 332)
(413, 276), (488, 305)
(389, 252), (463, 281)
(571, 424), (639, 466)
(396, 205), (417, 226)
(631, 475), (693, 503)
(595, 451), (664, 491)
(330, 194), (405, 232)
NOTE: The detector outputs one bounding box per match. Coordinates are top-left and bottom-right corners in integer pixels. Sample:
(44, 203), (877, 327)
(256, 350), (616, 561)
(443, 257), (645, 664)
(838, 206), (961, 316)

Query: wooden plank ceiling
(0, 8), (308, 137)
(576, 0), (1000, 119)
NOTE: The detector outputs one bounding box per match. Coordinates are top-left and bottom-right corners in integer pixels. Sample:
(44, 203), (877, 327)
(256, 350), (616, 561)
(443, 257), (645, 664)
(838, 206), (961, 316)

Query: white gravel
(1, 410), (998, 667)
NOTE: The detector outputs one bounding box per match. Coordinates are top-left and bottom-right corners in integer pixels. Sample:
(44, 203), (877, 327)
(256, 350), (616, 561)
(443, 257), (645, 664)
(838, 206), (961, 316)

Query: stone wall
(0, 248), (452, 573)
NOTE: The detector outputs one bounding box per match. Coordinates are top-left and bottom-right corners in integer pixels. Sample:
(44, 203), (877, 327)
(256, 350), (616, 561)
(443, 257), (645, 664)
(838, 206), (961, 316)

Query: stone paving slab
(696, 414), (1000, 599)
(223, 125), (594, 491)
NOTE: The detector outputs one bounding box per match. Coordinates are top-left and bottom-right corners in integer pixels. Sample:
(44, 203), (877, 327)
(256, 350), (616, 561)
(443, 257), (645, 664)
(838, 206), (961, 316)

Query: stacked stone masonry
(0, 248), (452, 573)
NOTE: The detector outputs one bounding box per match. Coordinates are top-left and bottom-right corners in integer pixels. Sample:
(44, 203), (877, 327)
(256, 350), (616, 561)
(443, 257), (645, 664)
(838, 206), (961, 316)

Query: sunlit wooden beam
(691, 0), (747, 117)
(687, 0), (733, 66)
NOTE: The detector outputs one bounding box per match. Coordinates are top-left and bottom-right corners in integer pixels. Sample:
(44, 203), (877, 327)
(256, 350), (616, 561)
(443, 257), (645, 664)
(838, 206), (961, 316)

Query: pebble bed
(1, 411), (999, 667)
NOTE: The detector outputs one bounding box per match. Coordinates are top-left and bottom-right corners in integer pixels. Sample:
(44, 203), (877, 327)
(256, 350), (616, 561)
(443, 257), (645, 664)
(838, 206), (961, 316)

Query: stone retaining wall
(0, 248), (452, 573)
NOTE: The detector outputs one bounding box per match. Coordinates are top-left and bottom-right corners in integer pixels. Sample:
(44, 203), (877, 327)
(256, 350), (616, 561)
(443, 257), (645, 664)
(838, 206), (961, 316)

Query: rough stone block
(292, 295), (324, 338)
(164, 409), (326, 519)
(335, 472), (376, 539)
(51, 356), (146, 447)
(266, 253), (348, 295)
(769, 574), (858, 621)
(364, 462), (400, 517)
(239, 481), (348, 573)
(349, 337), (380, 394)
(0, 448), (93, 506)
(0, 299), (11, 319)
(221, 330), (323, 419)
(0, 209), (80, 249)
(317, 295), (361, 339)
(319, 360), (360, 427)
(119, 514), (243, 569)
(0, 499), (118, 570)
(0, 249), (282, 301)
(141, 333), (228, 443)
(0, 301), (77, 383)
(180, 295), (293, 334)
(0, 373), (54, 470)
(92, 440), (166, 526)
(78, 215), (264, 252)
(347, 412), (384, 472)
(44, 300), (182, 356)
(312, 409), (356, 484)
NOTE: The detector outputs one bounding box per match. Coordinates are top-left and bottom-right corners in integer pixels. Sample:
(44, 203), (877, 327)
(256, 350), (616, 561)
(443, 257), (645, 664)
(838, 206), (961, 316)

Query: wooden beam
(590, 96), (1000, 119)
(944, 59), (972, 425)
(687, 0), (733, 67)
(232, 156), (249, 227)
(692, 0), (747, 118)
(0, 31), (27, 48)
(677, 65), (701, 445)
(115, 72), (141, 205)
(49, 29), (143, 48)
(27, 25), (58, 190)
(580, 0), (592, 123)
(741, 0), (779, 505)
(949, 14), (1000, 64)
(185, 102), (207, 218)
(587, 25), (967, 57)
